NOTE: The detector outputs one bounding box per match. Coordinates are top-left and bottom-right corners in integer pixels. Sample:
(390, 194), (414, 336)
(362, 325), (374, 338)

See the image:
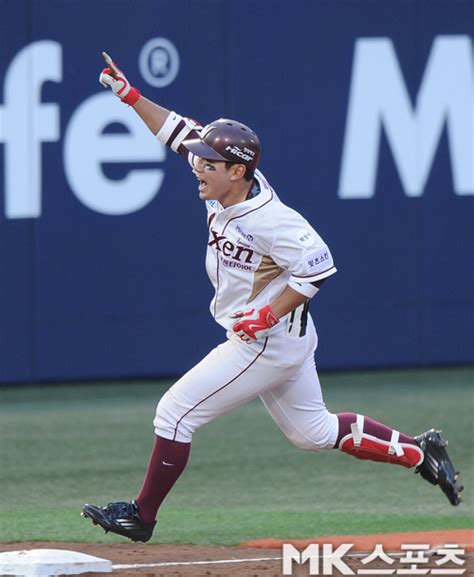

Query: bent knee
(287, 413), (338, 451)
(153, 391), (194, 443)
(288, 433), (329, 451)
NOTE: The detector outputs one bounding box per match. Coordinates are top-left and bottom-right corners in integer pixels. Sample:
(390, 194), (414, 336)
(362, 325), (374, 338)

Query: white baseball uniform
(82, 60), (462, 537)
(153, 112), (339, 449)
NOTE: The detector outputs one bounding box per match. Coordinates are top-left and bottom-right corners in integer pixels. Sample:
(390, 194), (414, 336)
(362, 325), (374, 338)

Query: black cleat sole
(415, 429), (463, 507)
(81, 502), (155, 543)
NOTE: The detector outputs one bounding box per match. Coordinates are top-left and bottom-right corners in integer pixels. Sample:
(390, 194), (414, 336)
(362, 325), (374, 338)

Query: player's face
(193, 157), (234, 204)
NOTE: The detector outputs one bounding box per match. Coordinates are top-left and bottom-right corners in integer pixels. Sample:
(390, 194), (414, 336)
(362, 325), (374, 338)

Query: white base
(0, 549), (112, 577)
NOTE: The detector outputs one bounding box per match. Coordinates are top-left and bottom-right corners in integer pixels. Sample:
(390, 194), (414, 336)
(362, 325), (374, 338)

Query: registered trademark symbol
(139, 38), (180, 88)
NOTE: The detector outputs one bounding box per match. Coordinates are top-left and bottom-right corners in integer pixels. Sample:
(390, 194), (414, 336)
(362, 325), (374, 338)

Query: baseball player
(82, 53), (463, 543)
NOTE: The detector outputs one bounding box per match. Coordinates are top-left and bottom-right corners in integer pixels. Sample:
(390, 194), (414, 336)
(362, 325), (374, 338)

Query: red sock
(136, 435), (191, 524)
(335, 412), (417, 447)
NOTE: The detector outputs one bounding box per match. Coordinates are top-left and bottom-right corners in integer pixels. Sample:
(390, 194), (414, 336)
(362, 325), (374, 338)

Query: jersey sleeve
(269, 208), (337, 284)
(156, 111), (201, 161)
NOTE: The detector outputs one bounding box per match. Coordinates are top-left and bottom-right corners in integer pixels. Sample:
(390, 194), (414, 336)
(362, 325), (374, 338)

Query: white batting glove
(99, 51), (141, 106)
(230, 305), (279, 343)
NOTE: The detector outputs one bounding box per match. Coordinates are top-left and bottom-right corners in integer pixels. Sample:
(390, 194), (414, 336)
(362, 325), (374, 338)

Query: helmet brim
(182, 138), (229, 162)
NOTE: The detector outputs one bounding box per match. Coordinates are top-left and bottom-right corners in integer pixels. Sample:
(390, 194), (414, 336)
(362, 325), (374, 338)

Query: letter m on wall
(338, 36), (473, 198)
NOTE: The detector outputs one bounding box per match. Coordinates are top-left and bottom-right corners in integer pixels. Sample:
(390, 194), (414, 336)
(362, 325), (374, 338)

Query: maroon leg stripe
(172, 337), (268, 440)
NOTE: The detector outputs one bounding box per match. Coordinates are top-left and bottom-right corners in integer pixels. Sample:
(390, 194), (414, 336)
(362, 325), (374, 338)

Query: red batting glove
(99, 51), (141, 106)
(231, 305), (279, 343)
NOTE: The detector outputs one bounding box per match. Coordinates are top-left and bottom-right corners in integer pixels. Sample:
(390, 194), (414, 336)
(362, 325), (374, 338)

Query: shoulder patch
(304, 247), (332, 273)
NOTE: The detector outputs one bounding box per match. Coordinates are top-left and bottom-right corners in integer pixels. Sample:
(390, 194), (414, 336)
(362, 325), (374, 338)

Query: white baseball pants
(154, 318), (338, 450)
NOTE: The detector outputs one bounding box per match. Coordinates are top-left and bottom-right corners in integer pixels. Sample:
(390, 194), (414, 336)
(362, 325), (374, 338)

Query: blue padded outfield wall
(0, 0), (473, 383)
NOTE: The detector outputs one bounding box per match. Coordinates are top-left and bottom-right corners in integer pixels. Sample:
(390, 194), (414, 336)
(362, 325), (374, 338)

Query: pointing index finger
(102, 51), (119, 76)
(102, 51), (113, 66)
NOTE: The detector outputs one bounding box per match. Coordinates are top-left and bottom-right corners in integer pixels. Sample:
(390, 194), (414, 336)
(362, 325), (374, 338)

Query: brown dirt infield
(1, 530), (472, 577)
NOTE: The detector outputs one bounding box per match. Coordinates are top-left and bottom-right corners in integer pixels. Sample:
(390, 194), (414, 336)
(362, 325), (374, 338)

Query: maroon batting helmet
(182, 118), (260, 172)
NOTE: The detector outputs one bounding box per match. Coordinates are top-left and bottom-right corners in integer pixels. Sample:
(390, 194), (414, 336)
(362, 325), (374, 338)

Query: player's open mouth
(198, 179), (208, 191)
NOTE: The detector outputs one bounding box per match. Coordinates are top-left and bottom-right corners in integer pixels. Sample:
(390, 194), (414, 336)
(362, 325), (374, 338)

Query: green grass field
(0, 366), (472, 545)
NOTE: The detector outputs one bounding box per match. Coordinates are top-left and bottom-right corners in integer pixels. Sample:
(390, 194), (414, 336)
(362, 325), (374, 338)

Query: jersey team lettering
(208, 228), (254, 263)
(220, 257), (253, 272)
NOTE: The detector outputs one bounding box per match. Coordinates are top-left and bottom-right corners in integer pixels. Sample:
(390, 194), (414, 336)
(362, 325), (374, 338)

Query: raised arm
(133, 97), (170, 135)
(99, 51), (199, 155)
